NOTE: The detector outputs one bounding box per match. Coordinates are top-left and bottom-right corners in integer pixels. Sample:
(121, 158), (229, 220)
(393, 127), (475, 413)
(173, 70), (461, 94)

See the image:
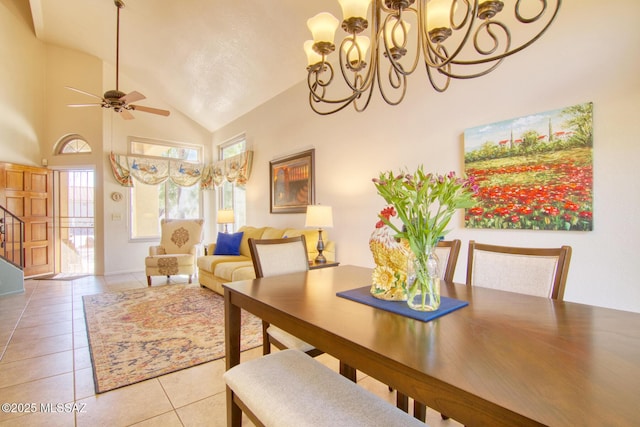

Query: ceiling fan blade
(130, 105), (171, 117)
(120, 91), (146, 104)
(65, 86), (104, 101)
(120, 109), (135, 120)
(68, 103), (103, 107)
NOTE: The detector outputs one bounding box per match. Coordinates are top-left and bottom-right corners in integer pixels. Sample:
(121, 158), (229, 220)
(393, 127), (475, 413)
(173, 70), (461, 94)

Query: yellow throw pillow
(283, 229), (327, 255)
(238, 226), (266, 257)
(261, 227), (285, 239)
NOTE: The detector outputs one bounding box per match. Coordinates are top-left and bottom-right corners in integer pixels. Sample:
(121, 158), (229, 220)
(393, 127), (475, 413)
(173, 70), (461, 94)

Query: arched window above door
(55, 134), (92, 154)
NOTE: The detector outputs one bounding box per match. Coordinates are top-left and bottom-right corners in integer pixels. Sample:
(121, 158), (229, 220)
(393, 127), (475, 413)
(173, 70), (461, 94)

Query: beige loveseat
(198, 225), (335, 295)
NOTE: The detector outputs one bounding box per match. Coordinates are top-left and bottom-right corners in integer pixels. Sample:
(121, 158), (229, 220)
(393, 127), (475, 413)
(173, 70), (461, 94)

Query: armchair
(145, 219), (204, 286)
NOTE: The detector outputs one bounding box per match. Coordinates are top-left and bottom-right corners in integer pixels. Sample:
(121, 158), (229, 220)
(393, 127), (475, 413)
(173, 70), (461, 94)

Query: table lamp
(217, 209), (235, 233)
(305, 205), (333, 264)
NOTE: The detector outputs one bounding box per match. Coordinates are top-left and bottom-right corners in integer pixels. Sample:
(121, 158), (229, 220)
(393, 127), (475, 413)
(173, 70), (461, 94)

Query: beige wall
(0, 0), (45, 165)
(212, 0), (640, 313)
(1, 0), (213, 276)
(42, 45), (106, 273)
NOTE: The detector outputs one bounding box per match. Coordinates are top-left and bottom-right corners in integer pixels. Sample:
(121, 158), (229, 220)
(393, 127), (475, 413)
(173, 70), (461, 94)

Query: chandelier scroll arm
(441, 0), (562, 67)
(377, 62), (409, 104)
(432, 19), (510, 80)
(516, 0), (552, 24)
(307, 59), (368, 115)
(469, 0), (561, 64)
(420, 0), (478, 70)
(424, 45), (452, 92)
(352, 74), (377, 112)
(381, 10), (421, 78)
(308, 87), (361, 115)
(303, 0), (562, 114)
(338, 36), (376, 93)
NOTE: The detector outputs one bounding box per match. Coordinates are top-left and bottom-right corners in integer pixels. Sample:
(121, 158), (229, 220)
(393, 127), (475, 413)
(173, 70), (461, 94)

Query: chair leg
(188, 274), (192, 284)
(397, 392), (428, 422)
(396, 392), (409, 413)
(339, 362), (357, 382)
(413, 401), (427, 422)
(262, 321), (271, 355)
(147, 276), (152, 287)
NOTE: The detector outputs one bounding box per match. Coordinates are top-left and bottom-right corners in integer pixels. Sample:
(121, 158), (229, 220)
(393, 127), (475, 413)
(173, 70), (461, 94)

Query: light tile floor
(0, 273), (461, 427)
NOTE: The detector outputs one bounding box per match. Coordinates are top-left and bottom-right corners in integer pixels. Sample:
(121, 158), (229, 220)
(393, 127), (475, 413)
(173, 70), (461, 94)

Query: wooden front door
(0, 163), (54, 277)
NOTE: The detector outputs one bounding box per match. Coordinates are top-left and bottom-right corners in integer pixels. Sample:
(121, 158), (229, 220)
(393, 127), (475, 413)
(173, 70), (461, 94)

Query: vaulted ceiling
(29, 0), (339, 132)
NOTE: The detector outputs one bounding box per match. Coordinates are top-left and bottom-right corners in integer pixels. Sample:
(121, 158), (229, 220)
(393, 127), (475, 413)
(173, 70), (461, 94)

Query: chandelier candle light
(373, 167), (477, 311)
(304, 0), (561, 114)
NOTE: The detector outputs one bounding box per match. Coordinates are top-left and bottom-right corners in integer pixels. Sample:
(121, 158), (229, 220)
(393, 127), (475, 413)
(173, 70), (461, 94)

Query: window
(55, 134), (92, 154)
(219, 135), (247, 230)
(130, 139), (200, 161)
(129, 137), (202, 240)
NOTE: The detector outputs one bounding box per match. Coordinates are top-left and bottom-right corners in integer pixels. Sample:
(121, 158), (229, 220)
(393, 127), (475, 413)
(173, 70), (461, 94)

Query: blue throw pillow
(214, 231), (244, 256)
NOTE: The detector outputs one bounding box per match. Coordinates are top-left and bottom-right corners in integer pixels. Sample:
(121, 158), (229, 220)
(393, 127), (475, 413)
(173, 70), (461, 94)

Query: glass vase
(405, 245), (441, 311)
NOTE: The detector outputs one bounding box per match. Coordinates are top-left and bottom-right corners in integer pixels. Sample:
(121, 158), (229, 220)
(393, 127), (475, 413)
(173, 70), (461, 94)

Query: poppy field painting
(464, 102), (593, 231)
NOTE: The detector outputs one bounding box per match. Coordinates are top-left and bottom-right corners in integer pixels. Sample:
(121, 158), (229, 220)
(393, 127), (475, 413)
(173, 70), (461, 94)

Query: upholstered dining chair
(145, 218), (204, 286)
(248, 236), (324, 358)
(466, 240), (572, 300)
(398, 239), (462, 422)
(435, 239), (462, 283)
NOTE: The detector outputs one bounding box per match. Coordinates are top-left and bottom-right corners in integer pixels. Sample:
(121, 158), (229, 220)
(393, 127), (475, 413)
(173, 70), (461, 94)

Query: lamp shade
(338, 0), (371, 20)
(307, 12), (340, 44)
(304, 40), (323, 66)
(217, 209), (235, 224)
(426, 0), (454, 30)
(305, 205), (334, 228)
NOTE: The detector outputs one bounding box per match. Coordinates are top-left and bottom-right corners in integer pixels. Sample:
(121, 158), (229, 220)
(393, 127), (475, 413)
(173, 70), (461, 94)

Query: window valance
(109, 151), (253, 189)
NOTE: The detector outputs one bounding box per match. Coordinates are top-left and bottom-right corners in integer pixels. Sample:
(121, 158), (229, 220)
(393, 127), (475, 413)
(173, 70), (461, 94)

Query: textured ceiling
(29, 0), (340, 132)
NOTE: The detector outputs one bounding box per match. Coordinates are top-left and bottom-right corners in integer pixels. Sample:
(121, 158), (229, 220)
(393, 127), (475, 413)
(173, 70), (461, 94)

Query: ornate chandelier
(304, 0), (561, 115)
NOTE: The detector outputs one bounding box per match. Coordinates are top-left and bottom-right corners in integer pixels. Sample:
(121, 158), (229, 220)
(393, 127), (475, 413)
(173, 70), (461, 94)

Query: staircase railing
(0, 205), (24, 269)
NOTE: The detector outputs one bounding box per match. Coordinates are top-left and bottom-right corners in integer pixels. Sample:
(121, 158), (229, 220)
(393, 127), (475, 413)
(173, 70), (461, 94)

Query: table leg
(225, 290), (242, 427)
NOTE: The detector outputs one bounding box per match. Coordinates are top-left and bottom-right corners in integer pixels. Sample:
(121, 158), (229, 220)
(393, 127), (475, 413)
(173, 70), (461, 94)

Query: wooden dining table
(224, 265), (640, 427)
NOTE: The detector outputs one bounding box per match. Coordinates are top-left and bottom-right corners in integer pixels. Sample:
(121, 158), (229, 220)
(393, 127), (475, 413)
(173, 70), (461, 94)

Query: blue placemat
(337, 286), (468, 322)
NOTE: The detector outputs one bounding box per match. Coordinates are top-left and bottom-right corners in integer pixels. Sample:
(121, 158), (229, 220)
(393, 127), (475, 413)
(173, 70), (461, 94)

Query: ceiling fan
(66, 0), (170, 120)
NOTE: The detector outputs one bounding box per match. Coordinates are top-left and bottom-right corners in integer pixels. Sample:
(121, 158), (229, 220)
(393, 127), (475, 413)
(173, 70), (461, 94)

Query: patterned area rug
(83, 284), (262, 393)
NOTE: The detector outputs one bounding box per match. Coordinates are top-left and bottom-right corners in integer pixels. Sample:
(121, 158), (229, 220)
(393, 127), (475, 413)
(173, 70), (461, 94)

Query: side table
(309, 261), (340, 270)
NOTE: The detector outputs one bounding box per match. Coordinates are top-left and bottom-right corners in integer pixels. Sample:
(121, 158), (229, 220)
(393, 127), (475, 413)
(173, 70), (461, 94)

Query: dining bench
(223, 349), (427, 426)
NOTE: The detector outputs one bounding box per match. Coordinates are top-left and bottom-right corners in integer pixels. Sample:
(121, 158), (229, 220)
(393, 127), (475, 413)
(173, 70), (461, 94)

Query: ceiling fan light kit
(66, 0), (170, 119)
